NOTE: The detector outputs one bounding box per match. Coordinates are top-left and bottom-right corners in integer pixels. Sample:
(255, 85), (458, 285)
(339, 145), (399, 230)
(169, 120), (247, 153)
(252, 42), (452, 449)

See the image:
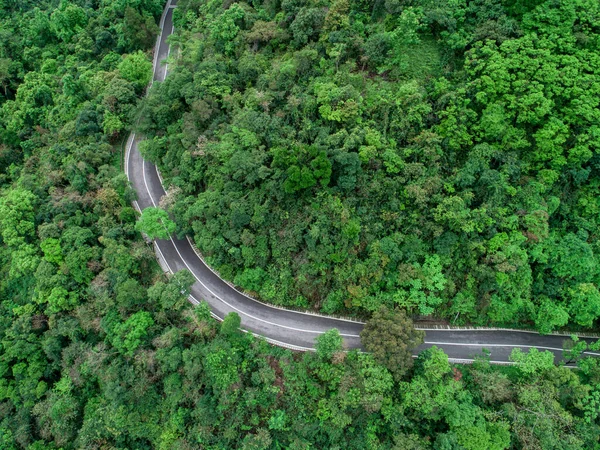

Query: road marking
(151, 0), (173, 88)
(164, 22), (174, 74)
(416, 327), (600, 338)
(142, 158), (361, 337)
(123, 0), (600, 358)
(423, 341), (600, 357)
(132, 1), (363, 342)
(131, 133), (339, 344)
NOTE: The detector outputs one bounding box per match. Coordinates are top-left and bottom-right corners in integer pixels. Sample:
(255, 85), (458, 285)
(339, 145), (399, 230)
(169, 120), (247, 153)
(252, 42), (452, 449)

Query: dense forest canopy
(1, 0), (600, 448)
(138, 0), (600, 332)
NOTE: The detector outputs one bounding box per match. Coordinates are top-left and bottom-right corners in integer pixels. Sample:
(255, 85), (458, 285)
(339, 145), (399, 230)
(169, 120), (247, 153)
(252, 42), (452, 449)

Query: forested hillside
(2, 0), (600, 448)
(138, 0), (600, 331)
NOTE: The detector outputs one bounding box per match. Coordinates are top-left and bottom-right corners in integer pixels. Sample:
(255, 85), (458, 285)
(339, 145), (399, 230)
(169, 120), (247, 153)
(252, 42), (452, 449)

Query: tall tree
(135, 206), (176, 240)
(360, 306), (424, 380)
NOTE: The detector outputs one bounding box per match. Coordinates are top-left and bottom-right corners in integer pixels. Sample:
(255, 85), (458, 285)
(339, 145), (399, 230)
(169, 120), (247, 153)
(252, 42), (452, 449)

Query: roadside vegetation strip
(138, 0), (600, 338)
(127, 0), (600, 357)
(3, 1), (600, 448)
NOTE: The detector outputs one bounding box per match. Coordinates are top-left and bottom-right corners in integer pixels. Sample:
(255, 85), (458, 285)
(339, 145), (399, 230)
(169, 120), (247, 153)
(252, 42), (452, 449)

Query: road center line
(123, 0), (600, 359)
(423, 341), (600, 356)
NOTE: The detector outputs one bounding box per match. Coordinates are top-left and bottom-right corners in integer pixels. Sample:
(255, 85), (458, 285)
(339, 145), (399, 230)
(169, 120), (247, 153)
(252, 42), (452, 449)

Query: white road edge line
(130, 2), (356, 343)
(142, 159), (361, 338)
(141, 3), (366, 328)
(423, 341), (600, 356)
(122, 0), (600, 358)
(150, 0), (172, 89)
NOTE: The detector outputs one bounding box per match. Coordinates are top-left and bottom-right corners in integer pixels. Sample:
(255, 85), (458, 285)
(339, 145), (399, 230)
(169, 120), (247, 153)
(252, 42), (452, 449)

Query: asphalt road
(125, 0), (600, 363)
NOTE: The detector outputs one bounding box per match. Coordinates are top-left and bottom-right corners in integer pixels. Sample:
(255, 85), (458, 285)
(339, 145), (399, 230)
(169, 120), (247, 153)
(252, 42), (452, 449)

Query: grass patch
(397, 34), (443, 80)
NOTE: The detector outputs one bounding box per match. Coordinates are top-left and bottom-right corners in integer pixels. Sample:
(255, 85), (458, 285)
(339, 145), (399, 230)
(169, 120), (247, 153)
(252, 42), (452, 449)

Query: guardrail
(125, 0), (599, 364)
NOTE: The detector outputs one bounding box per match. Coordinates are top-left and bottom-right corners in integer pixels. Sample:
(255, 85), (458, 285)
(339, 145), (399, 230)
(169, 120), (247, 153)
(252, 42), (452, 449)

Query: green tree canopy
(135, 206), (176, 240)
(361, 306), (424, 380)
(315, 328), (343, 360)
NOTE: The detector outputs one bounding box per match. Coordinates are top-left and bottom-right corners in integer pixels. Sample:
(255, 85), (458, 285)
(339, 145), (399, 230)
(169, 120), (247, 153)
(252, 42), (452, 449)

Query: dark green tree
(360, 306), (424, 380)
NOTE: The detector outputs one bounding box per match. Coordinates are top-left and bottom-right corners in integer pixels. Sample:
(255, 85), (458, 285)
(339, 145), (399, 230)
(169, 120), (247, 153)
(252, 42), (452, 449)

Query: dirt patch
(267, 355), (285, 399)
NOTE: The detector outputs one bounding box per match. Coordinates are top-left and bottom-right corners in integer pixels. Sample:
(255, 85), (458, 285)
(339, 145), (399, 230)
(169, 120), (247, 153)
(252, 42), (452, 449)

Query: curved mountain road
(125, 0), (599, 364)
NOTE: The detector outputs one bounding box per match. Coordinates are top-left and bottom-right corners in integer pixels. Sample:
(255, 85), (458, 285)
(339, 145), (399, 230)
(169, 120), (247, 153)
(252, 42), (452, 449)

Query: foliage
(135, 206), (177, 240)
(361, 306), (424, 380)
(137, 0), (600, 334)
(315, 328), (343, 360)
(118, 50), (153, 92)
(1, 0), (600, 449)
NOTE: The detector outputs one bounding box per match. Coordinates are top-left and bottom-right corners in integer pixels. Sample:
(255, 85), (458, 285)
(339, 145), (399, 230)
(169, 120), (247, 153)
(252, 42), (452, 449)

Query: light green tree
(509, 348), (555, 375)
(135, 207), (176, 240)
(315, 328), (343, 360)
(111, 311), (155, 356)
(118, 50), (152, 92)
